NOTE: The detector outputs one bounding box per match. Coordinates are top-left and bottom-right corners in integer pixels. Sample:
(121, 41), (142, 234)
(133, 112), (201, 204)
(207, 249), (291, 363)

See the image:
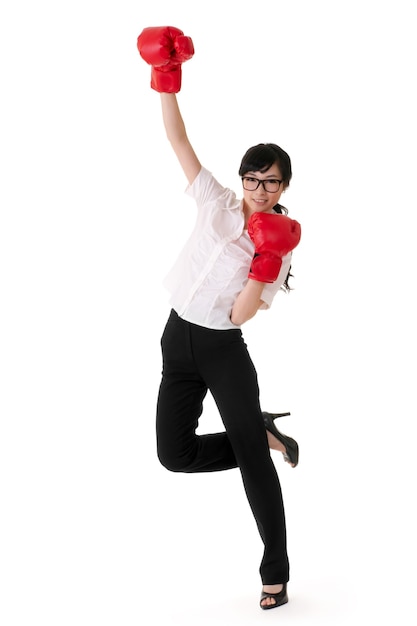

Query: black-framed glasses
(241, 176), (282, 193)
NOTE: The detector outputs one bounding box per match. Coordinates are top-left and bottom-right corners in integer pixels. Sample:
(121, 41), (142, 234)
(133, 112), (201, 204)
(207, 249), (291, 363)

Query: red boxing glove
(248, 212), (301, 283)
(137, 26), (194, 93)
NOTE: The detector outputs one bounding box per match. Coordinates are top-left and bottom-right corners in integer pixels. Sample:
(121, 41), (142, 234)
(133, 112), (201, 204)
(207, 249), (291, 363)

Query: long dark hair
(239, 143), (295, 293)
(272, 203), (293, 293)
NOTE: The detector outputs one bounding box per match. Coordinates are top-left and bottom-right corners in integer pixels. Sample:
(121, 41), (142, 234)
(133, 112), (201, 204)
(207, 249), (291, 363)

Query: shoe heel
(262, 411), (291, 420)
(262, 412), (299, 467)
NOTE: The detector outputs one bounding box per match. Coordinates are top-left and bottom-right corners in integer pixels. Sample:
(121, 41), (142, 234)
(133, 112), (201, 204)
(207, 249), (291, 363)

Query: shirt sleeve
(186, 167), (238, 210)
(259, 252), (292, 309)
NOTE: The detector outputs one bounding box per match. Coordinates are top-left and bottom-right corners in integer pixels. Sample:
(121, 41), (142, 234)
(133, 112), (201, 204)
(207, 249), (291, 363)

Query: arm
(230, 280), (266, 326)
(233, 213), (302, 324)
(137, 26), (201, 185)
(160, 93), (201, 185)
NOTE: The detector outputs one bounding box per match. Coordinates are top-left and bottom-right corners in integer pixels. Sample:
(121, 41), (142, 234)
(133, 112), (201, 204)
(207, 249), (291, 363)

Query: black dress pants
(156, 309), (289, 584)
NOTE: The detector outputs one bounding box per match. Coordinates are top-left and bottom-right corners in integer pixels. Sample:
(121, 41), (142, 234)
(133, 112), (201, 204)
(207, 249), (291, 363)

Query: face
(241, 163), (285, 219)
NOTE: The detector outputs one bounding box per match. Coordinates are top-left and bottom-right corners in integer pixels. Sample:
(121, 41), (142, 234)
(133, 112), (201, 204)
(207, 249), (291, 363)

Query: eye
(245, 177), (257, 182)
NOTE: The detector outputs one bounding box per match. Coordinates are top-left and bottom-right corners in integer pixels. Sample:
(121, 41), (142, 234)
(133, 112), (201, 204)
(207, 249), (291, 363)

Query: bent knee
(157, 448), (188, 473)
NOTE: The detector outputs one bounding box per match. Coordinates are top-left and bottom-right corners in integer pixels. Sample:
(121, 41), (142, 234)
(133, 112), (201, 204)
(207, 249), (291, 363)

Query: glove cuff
(248, 253), (282, 283)
(151, 65), (182, 93)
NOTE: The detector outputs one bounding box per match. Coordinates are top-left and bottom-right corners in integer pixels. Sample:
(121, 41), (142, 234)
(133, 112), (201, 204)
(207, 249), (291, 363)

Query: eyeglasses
(241, 176), (282, 193)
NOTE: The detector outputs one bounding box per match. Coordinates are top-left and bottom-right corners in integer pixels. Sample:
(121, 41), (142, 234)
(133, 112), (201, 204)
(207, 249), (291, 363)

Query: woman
(137, 26), (301, 610)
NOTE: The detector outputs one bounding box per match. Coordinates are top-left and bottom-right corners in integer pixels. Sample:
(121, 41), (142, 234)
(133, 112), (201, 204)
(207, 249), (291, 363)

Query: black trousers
(156, 309), (289, 584)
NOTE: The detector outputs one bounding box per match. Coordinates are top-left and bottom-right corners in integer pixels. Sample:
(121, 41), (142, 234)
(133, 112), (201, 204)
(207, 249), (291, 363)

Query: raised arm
(137, 26), (201, 185)
(160, 93), (201, 185)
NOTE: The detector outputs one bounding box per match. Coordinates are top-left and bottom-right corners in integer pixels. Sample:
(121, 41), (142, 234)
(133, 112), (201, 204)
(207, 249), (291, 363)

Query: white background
(1, 1), (416, 624)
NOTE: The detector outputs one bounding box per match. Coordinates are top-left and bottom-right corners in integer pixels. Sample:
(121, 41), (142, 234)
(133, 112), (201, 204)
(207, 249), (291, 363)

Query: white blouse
(163, 167), (292, 330)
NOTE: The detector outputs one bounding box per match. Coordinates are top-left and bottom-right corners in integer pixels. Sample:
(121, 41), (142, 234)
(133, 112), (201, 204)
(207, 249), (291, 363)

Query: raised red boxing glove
(247, 212), (301, 283)
(137, 26), (194, 93)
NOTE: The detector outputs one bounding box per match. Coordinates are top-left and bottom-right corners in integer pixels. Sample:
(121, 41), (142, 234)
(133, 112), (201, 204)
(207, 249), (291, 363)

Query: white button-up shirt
(163, 167), (292, 330)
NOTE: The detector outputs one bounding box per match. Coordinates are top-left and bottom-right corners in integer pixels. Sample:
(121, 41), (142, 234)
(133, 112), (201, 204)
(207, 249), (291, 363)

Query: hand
(247, 212), (301, 283)
(137, 26), (194, 93)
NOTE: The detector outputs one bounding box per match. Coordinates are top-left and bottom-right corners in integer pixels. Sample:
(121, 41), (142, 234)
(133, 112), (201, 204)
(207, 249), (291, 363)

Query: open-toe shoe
(260, 583), (288, 610)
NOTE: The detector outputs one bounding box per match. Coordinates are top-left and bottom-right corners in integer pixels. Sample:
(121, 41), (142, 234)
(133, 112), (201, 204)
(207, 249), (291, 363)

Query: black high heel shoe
(262, 412), (299, 467)
(260, 583), (288, 610)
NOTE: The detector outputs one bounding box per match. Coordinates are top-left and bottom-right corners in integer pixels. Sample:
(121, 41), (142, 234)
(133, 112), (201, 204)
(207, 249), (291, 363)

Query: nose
(255, 183), (268, 194)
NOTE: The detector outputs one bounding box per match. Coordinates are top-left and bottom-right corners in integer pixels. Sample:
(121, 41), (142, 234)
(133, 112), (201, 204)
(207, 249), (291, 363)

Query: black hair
(272, 204), (293, 293)
(238, 143), (292, 188)
(239, 143), (295, 293)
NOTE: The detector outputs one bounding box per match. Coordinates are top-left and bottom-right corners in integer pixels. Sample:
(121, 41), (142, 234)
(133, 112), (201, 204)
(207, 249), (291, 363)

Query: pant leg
(191, 324), (290, 585)
(156, 311), (237, 472)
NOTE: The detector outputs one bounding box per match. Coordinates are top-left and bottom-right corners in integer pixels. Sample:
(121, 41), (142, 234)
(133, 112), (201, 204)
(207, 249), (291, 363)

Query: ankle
(263, 583), (284, 593)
